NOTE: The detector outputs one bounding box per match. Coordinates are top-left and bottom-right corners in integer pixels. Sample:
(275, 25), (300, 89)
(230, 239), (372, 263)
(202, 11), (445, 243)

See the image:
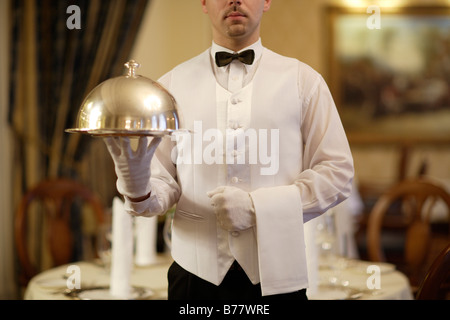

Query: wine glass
(96, 223), (112, 272)
(316, 210), (349, 287)
(316, 211), (338, 267)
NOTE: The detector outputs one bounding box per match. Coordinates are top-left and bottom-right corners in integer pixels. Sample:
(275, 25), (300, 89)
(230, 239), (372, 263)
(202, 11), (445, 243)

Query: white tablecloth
(24, 254), (413, 300)
(308, 258), (414, 300)
(24, 254), (172, 300)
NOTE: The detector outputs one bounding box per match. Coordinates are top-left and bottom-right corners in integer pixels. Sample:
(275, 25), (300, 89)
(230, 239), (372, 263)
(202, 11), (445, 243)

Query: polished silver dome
(66, 60), (180, 136)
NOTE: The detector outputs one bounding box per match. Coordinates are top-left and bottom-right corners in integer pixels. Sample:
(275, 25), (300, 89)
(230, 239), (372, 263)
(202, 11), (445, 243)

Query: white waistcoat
(165, 48), (312, 296)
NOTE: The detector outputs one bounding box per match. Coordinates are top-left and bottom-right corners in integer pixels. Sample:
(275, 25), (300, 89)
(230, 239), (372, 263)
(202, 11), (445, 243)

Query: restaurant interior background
(0, 0), (449, 299)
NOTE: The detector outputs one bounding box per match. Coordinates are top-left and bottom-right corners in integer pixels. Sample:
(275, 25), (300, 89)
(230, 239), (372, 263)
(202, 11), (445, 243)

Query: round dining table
(24, 253), (413, 300)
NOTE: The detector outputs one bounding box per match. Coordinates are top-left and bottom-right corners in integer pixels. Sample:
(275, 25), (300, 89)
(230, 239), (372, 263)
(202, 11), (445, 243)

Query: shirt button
(231, 231), (240, 237)
(231, 98), (241, 105)
(229, 122), (241, 130)
(230, 177), (239, 184)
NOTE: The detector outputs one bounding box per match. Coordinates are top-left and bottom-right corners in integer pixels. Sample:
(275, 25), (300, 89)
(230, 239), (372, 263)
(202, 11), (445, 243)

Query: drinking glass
(316, 210), (349, 287)
(96, 223), (112, 271)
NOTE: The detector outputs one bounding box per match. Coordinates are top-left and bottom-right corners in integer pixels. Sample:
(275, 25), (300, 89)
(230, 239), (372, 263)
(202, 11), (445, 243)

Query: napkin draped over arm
(250, 185), (308, 296)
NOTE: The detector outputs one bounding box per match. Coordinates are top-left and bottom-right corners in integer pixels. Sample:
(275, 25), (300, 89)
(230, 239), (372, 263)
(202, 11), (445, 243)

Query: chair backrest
(14, 178), (105, 286)
(366, 178), (450, 287)
(415, 243), (450, 300)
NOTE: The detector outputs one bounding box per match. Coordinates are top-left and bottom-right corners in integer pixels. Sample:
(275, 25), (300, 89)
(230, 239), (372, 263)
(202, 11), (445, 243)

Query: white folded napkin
(251, 185), (309, 296)
(110, 197), (133, 299)
(134, 216), (158, 266)
(304, 218), (319, 296)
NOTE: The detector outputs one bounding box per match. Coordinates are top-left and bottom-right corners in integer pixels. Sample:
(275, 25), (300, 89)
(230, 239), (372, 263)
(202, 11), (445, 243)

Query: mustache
(224, 7), (246, 18)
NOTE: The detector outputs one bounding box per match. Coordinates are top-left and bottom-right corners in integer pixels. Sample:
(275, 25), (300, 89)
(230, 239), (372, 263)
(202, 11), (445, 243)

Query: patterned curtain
(9, 0), (149, 201)
(7, 0), (149, 297)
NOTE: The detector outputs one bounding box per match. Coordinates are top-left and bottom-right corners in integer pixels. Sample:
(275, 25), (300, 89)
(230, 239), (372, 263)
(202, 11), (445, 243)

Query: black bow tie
(215, 49), (255, 67)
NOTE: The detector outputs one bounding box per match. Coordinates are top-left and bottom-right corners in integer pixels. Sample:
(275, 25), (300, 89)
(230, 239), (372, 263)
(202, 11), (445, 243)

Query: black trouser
(167, 261), (308, 300)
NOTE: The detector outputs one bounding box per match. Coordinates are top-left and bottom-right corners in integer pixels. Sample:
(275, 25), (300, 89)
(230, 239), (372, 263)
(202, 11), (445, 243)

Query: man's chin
(226, 24), (246, 37)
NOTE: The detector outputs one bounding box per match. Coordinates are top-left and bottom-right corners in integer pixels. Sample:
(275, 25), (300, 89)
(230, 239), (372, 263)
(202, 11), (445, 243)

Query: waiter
(104, 0), (354, 300)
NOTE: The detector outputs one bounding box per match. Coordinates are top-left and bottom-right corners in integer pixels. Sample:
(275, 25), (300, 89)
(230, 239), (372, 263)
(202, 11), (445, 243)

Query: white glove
(207, 186), (256, 232)
(104, 136), (161, 200)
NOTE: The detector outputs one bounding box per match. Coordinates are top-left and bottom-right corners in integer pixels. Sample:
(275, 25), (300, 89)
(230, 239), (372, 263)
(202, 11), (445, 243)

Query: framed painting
(326, 6), (450, 143)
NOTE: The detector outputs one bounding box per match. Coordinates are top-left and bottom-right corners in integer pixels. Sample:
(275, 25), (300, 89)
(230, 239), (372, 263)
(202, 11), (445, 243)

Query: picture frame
(325, 6), (450, 144)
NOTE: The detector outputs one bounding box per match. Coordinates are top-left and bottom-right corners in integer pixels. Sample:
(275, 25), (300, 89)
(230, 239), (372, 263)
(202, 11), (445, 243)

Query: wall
(0, 0), (17, 299)
(130, 0), (450, 196)
(130, 0), (211, 80)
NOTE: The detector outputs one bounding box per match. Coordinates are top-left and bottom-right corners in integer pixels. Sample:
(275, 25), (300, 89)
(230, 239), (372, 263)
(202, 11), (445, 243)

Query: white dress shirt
(210, 39), (263, 91)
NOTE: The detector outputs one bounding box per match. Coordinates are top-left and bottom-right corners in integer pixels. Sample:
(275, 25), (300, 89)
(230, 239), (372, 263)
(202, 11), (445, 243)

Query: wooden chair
(366, 178), (450, 289)
(415, 243), (450, 300)
(14, 178), (105, 286)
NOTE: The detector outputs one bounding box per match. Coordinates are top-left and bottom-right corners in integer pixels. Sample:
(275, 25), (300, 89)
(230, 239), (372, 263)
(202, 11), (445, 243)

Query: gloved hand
(207, 186), (256, 231)
(104, 136), (161, 200)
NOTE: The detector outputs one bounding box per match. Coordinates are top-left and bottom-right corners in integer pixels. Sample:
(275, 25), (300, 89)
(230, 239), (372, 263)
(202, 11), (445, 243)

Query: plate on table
(64, 286), (155, 300)
(36, 278), (69, 289)
(345, 260), (396, 274)
(308, 285), (364, 300)
(308, 284), (363, 300)
(310, 286), (348, 300)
